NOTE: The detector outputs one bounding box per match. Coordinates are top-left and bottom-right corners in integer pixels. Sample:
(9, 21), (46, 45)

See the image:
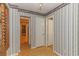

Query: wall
(47, 3), (78, 56)
(7, 7), (46, 55)
(78, 4), (79, 56)
(7, 8), (20, 55)
(35, 16), (46, 47)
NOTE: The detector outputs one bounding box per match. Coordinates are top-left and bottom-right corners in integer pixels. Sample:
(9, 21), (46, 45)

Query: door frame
(20, 16), (31, 48)
(45, 16), (54, 47)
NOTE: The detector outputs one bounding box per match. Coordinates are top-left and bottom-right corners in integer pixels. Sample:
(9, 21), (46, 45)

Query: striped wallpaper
(48, 3), (78, 56)
(8, 3), (79, 56)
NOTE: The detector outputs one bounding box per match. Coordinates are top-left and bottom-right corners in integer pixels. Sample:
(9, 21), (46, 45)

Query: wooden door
(0, 4), (9, 56)
(20, 17), (29, 47)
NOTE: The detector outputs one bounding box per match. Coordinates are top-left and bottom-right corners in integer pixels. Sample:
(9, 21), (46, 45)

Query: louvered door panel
(0, 3), (9, 56)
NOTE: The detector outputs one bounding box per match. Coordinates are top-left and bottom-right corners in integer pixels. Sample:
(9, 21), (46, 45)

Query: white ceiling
(10, 3), (62, 14)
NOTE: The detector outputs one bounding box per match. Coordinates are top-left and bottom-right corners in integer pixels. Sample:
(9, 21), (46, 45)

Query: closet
(0, 3), (9, 56)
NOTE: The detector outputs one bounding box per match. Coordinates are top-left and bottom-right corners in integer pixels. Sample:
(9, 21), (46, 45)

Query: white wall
(7, 8), (20, 55)
(78, 4), (79, 55)
(35, 16), (46, 47)
(47, 3), (78, 56)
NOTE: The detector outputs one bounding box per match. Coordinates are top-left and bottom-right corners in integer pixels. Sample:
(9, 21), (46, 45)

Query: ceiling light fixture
(39, 3), (43, 11)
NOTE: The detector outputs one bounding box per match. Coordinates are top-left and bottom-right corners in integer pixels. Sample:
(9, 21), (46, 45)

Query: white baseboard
(10, 50), (20, 56)
(54, 50), (61, 56)
(31, 46), (37, 49)
(6, 48), (11, 56)
(47, 44), (53, 46)
(31, 45), (46, 49)
(11, 53), (18, 56)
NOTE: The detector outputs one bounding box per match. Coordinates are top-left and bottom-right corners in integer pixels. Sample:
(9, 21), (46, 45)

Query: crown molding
(8, 3), (70, 16)
(18, 8), (45, 16)
(8, 3), (18, 9)
(8, 3), (45, 16)
(45, 3), (70, 16)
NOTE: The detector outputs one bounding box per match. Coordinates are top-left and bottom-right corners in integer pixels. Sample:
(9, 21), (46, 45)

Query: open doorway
(20, 16), (30, 51)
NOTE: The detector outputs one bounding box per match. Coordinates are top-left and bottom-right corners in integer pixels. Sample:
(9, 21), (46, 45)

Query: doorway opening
(20, 16), (30, 51)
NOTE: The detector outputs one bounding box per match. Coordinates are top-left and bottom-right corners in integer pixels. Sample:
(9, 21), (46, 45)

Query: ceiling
(10, 3), (62, 14)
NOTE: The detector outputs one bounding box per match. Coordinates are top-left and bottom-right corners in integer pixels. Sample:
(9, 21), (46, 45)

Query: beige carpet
(18, 43), (57, 56)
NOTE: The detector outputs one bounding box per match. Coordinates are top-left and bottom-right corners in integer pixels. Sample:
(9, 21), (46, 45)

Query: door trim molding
(20, 16), (31, 49)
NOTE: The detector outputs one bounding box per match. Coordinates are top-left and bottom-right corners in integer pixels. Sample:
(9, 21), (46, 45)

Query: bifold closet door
(0, 3), (9, 56)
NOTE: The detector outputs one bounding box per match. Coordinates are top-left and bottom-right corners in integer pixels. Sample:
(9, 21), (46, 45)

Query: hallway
(0, 3), (79, 56)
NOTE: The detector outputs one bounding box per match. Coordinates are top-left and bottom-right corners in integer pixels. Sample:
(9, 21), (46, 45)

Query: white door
(47, 17), (54, 46)
(36, 16), (45, 47)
